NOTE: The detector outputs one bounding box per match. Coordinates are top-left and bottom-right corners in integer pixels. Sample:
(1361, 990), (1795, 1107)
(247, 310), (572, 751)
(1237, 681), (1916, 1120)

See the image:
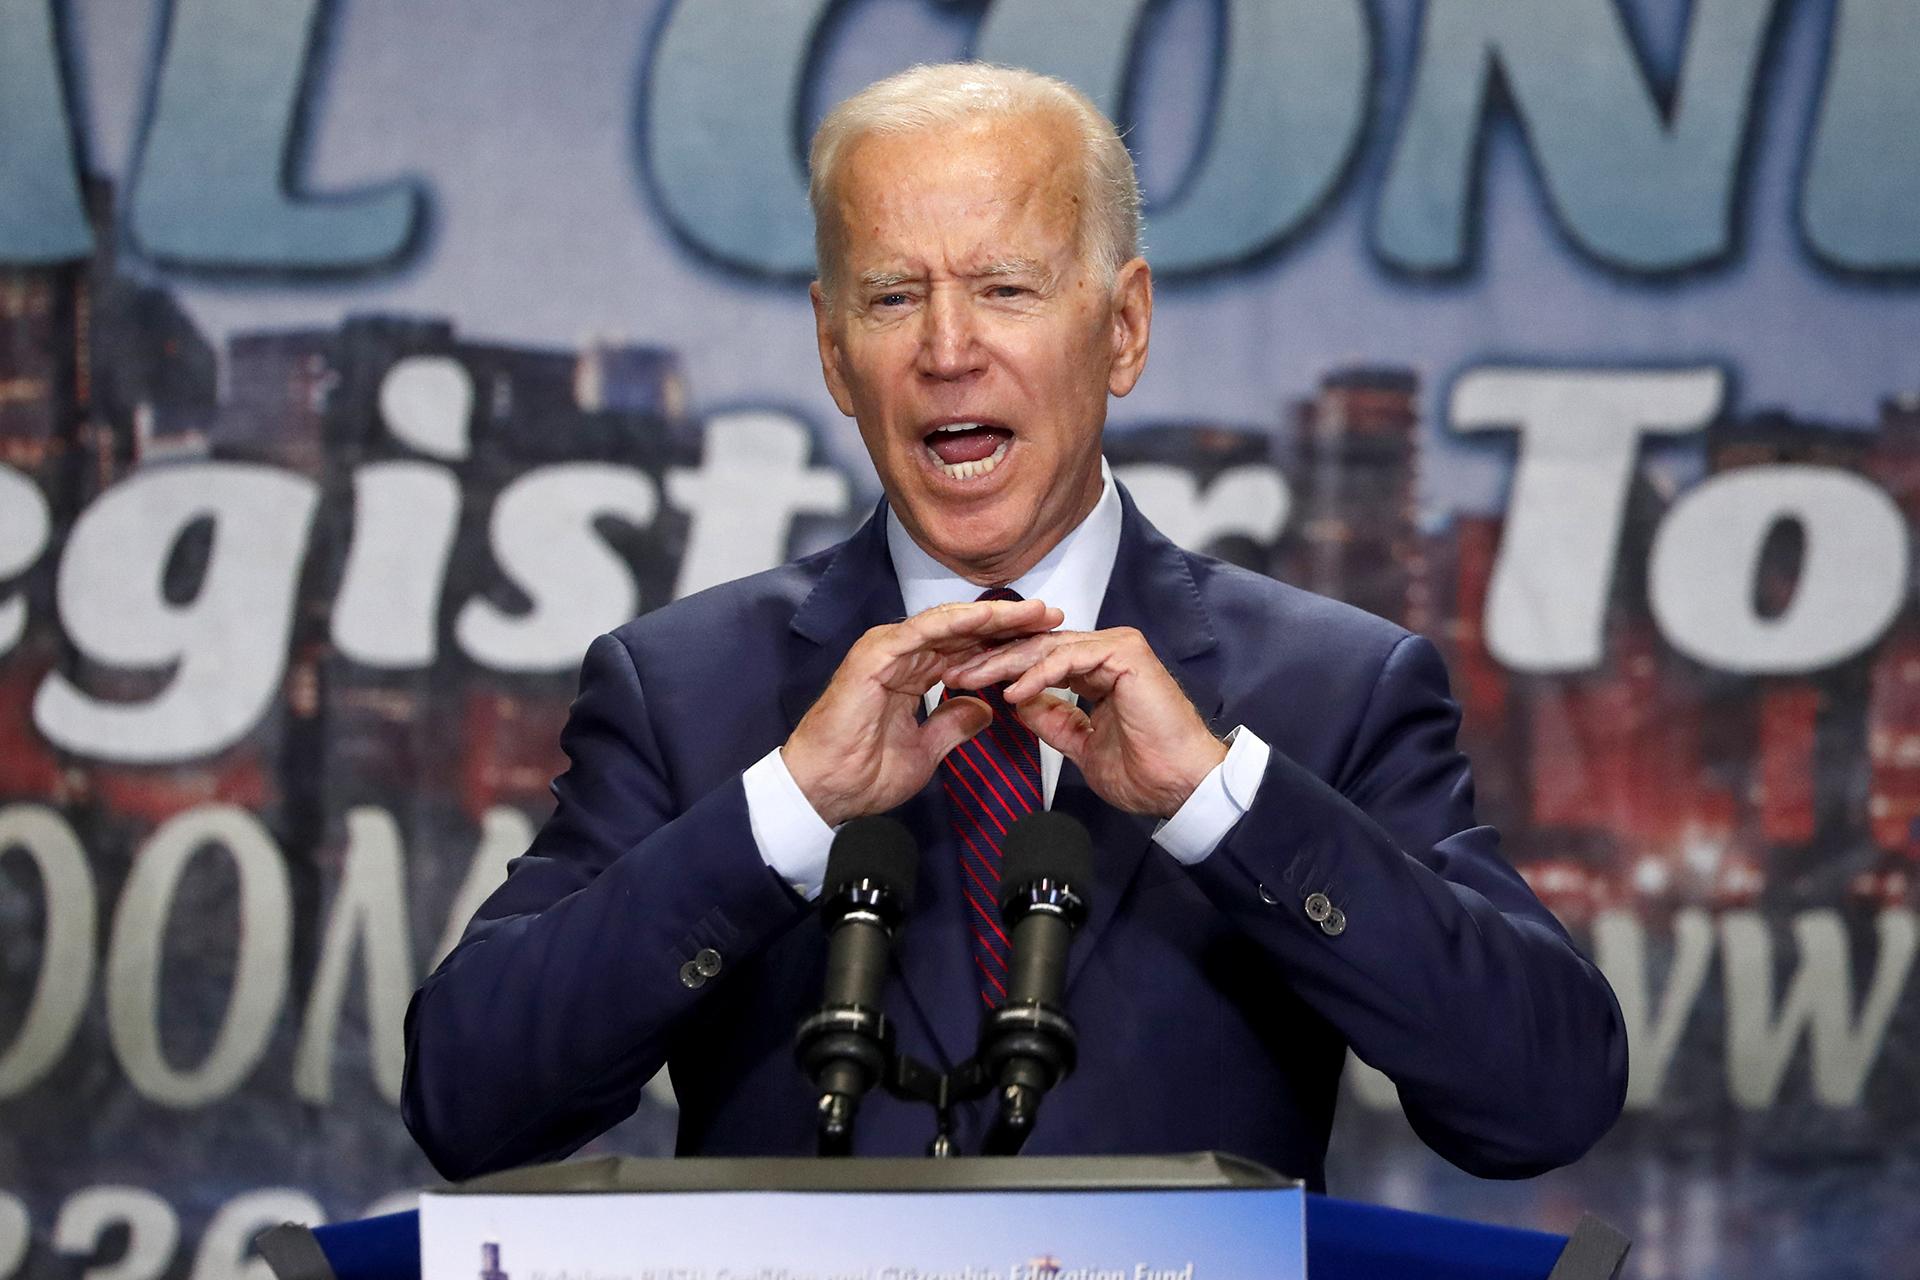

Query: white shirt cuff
(743, 747), (838, 900)
(1151, 726), (1271, 865)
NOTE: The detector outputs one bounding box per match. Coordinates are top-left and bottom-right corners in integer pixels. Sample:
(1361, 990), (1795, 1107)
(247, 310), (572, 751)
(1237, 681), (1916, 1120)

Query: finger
(854, 604), (1047, 690)
(1002, 637), (1126, 704)
(877, 637), (1003, 695)
(891, 599), (1063, 657)
(908, 597), (1056, 641)
(920, 694), (993, 765)
(943, 630), (1081, 687)
(1015, 692), (1092, 762)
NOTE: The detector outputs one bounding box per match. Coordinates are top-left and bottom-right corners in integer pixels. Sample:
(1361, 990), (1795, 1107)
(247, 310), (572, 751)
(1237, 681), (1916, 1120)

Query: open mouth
(923, 422), (1013, 480)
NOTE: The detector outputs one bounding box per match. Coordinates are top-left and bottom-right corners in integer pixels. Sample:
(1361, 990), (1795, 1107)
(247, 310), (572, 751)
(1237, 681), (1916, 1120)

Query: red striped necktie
(939, 587), (1044, 1008)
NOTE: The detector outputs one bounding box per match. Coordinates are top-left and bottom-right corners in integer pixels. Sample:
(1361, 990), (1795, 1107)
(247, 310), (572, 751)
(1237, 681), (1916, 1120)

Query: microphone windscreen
(824, 815), (919, 903)
(998, 811), (1093, 911)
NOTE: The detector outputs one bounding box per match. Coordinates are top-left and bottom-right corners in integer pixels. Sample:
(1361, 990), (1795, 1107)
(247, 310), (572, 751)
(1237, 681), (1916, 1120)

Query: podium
(258, 1154), (1627, 1280)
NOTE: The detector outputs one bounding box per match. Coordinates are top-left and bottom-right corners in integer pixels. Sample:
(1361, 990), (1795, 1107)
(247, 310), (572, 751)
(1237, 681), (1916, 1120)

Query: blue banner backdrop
(3, 3), (1919, 1279)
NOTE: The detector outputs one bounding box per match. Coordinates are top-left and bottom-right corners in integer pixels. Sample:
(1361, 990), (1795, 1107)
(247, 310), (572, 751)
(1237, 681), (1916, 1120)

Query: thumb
(1017, 691), (1092, 763)
(921, 695), (993, 764)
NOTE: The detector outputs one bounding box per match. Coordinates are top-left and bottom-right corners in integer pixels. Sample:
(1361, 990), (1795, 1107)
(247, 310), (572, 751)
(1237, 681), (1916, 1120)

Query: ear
(811, 281), (857, 418)
(1105, 257), (1152, 398)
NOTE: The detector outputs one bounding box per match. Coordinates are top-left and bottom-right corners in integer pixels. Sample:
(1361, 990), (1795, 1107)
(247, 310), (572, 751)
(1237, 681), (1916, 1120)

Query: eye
(873, 292), (911, 308)
(990, 284), (1027, 299)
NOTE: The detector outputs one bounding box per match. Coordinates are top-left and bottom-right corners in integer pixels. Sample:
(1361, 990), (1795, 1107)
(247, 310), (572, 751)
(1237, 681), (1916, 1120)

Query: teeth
(933, 437), (1009, 481)
(933, 422), (985, 434)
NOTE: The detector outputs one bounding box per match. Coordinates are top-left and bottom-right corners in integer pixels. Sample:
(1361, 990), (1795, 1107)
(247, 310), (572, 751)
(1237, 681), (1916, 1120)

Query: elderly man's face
(812, 111), (1151, 584)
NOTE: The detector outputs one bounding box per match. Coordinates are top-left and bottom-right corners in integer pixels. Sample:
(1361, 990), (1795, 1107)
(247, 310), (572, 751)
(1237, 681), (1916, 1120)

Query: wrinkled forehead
(823, 114), (1087, 274)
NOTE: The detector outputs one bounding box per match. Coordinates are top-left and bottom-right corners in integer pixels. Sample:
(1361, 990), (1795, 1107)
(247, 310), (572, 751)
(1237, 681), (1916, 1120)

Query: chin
(921, 513), (1040, 579)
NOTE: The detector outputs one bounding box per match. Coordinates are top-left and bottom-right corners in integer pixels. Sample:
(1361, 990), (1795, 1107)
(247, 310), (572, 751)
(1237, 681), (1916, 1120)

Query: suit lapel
(778, 505), (904, 732)
(1060, 486), (1222, 990)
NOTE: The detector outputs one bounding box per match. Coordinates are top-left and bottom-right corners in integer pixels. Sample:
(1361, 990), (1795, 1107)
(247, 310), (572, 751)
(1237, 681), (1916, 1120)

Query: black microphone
(793, 816), (918, 1156)
(980, 810), (1092, 1155)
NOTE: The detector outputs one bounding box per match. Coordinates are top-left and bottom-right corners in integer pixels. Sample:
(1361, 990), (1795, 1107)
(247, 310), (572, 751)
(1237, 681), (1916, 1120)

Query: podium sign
(418, 1156), (1304, 1280)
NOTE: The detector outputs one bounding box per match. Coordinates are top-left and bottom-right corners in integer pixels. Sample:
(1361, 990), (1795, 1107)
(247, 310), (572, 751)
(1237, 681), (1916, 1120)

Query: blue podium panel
(1305, 1197), (1569, 1280)
(419, 1185), (1305, 1280)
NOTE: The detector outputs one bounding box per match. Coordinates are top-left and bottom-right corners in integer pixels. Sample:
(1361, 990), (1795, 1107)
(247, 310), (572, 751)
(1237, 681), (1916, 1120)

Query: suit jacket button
(678, 960), (707, 989)
(1304, 892), (1332, 923)
(693, 947), (723, 977)
(1319, 907), (1347, 937)
(1257, 882), (1279, 906)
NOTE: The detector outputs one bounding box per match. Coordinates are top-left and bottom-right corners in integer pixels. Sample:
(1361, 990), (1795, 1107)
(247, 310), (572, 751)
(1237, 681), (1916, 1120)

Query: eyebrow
(853, 259), (1054, 292)
(856, 270), (915, 292)
(973, 258), (1049, 281)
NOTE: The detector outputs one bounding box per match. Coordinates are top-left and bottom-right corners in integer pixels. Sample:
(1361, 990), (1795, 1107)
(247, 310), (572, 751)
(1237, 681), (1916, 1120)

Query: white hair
(808, 62), (1143, 298)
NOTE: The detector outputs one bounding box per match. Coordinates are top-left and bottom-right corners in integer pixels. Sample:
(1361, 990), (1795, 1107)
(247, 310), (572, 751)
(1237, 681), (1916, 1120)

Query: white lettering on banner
(8, 1188), (406, 1280)
(378, 355), (474, 461)
(1593, 909), (1716, 1110)
(33, 464), (319, 762)
(666, 410), (849, 600)
(190, 1191), (325, 1280)
(1649, 466), (1909, 673)
(430, 806), (528, 968)
(295, 808), (416, 1106)
(0, 806), (95, 1098)
(0, 804), (529, 1108)
(0, 1194), (26, 1280)
(1451, 367), (1725, 672)
(454, 463), (658, 671)
(332, 463), (463, 666)
(1721, 909), (1918, 1108)
(0, 886), (1909, 1169)
(13, 381), (1916, 765)
(52, 1187), (178, 1280)
(1110, 463), (1290, 551)
(0, 465), (50, 657)
(1376, 0), (1773, 272)
(106, 807), (291, 1108)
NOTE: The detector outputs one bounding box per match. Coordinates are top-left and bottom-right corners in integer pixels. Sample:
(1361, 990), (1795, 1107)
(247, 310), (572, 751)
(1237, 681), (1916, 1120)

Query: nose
(917, 286), (985, 382)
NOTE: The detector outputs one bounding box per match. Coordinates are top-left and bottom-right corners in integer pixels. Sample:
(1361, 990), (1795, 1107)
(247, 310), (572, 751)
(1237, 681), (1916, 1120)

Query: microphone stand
(796, 813), (1090, 1157)
(870, 1005), (1078, 1158)
(868, 872), (1087, 1157)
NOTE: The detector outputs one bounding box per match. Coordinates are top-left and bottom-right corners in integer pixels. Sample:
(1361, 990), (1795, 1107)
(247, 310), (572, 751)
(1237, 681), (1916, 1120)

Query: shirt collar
(886, 459), (1121, 633)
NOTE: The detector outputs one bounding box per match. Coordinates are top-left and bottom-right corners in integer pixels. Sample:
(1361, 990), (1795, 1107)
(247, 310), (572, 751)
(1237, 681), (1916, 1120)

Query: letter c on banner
(106, 807), (291, 1108)
(0, 806), (95, 1098)
(1649, 466), (1908, 673)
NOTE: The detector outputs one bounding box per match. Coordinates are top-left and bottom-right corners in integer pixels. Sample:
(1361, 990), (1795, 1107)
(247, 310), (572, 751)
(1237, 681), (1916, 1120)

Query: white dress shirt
(742, 462), (1271, 898)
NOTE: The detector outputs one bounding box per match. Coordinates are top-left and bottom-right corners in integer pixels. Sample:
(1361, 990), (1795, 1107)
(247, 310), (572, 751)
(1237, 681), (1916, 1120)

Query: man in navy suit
(402, 64), (1626, 1187)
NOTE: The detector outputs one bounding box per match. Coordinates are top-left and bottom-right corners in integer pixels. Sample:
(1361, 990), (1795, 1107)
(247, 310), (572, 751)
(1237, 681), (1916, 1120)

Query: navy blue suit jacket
(403, 490), (1626, 1187)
